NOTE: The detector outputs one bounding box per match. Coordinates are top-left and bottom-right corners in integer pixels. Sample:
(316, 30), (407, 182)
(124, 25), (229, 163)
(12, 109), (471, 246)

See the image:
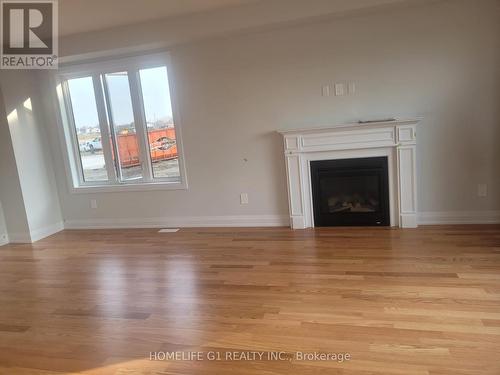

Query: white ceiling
(58, 0), (262, 36)
(59, 0), (419, 38)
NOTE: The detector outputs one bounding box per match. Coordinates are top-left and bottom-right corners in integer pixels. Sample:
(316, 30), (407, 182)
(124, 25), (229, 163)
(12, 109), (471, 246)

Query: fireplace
(278, 119), (419, 229)
(310, 157), (390, 226)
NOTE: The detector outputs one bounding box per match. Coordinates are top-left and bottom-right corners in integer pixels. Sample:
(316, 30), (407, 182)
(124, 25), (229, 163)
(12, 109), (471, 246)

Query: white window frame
(53, 52), (188, 193)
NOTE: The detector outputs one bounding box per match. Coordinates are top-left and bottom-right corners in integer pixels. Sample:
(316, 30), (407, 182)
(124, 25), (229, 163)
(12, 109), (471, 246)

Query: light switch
(240, 193), (249, 205)
(321, 85), (330, 97)
(334, 83), (345, 96)
(90, 199), (97, 209)
(348, 82), (356, 94)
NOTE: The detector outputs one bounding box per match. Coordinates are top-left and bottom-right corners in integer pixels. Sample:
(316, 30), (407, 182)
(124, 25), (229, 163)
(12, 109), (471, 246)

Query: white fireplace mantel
(278, 119), (420, 229)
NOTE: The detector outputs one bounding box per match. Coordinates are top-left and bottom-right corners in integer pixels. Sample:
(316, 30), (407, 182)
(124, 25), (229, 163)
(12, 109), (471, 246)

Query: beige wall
(44, 0), (500, 226)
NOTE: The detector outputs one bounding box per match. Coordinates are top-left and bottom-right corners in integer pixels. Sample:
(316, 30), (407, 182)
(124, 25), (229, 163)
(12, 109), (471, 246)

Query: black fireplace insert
(310, 157), (390, 227)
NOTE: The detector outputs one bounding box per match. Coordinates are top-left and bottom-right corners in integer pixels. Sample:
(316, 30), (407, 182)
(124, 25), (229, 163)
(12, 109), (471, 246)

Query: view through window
(67, 77), (108, 182)
(104, 71), (144, 181)
(61, 60), (183, 188)
(139, 66), (180, 179)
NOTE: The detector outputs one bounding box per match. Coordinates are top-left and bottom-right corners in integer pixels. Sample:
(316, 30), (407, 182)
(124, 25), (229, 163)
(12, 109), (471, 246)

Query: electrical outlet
(477, 184), (487, 197)
(240, 193), (249, 205)
(90, 199), (98, 209)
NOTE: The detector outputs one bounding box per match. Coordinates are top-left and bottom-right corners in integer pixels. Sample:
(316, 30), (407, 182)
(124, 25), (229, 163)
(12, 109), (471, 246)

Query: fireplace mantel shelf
(277, 118), (421, 135)
(278, 118), (421, 229)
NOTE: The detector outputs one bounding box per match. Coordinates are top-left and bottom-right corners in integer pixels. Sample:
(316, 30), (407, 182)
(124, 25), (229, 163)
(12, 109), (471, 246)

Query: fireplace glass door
(311, 157), (390, 226)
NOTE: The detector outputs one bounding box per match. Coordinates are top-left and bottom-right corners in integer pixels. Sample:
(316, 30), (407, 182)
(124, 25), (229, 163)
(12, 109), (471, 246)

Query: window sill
(70, 180), (187, 194)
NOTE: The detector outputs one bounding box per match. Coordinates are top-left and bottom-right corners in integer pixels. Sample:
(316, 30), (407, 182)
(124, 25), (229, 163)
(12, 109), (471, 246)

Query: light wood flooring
(0, 225), (499, 374)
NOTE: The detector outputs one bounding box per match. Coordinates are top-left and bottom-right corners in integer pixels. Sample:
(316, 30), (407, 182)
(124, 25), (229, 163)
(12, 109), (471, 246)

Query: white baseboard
(64, 215), (290, 230)
(0, 234), (9, 247)
(7, 221), (65, 244)
(7, 232), (32, 243)
(418, 211), (500, 225)
(30, 221), (65, 242)
(9, 212), (496, 236)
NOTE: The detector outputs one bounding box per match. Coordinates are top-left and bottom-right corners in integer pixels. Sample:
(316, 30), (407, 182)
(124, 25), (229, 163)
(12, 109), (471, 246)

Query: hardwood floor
(0, 225), (499, 374)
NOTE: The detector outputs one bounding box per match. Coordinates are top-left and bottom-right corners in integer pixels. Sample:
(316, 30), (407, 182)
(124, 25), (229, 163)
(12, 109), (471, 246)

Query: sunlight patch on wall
(6, 109), (18, 124)
(23, 98), (32, 111)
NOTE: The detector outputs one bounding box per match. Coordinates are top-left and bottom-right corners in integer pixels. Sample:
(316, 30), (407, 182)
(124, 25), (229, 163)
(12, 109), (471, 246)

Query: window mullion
(128, 69), (153, 182)
(92, 74), (117, 184)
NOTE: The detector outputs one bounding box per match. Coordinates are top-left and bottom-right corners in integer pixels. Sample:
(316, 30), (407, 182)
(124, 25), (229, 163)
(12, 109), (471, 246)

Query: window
(56, 54), (186, 191)
(66, 76), (108, 182)
(139, 66), (180, 180)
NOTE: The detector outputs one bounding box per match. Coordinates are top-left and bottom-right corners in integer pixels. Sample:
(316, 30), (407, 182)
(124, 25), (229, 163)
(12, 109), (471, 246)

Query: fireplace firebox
(310, 157), (390, 227)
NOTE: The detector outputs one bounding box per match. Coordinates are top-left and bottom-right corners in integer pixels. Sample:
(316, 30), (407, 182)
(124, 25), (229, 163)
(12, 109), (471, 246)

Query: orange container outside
(117, 128), (178, 168)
